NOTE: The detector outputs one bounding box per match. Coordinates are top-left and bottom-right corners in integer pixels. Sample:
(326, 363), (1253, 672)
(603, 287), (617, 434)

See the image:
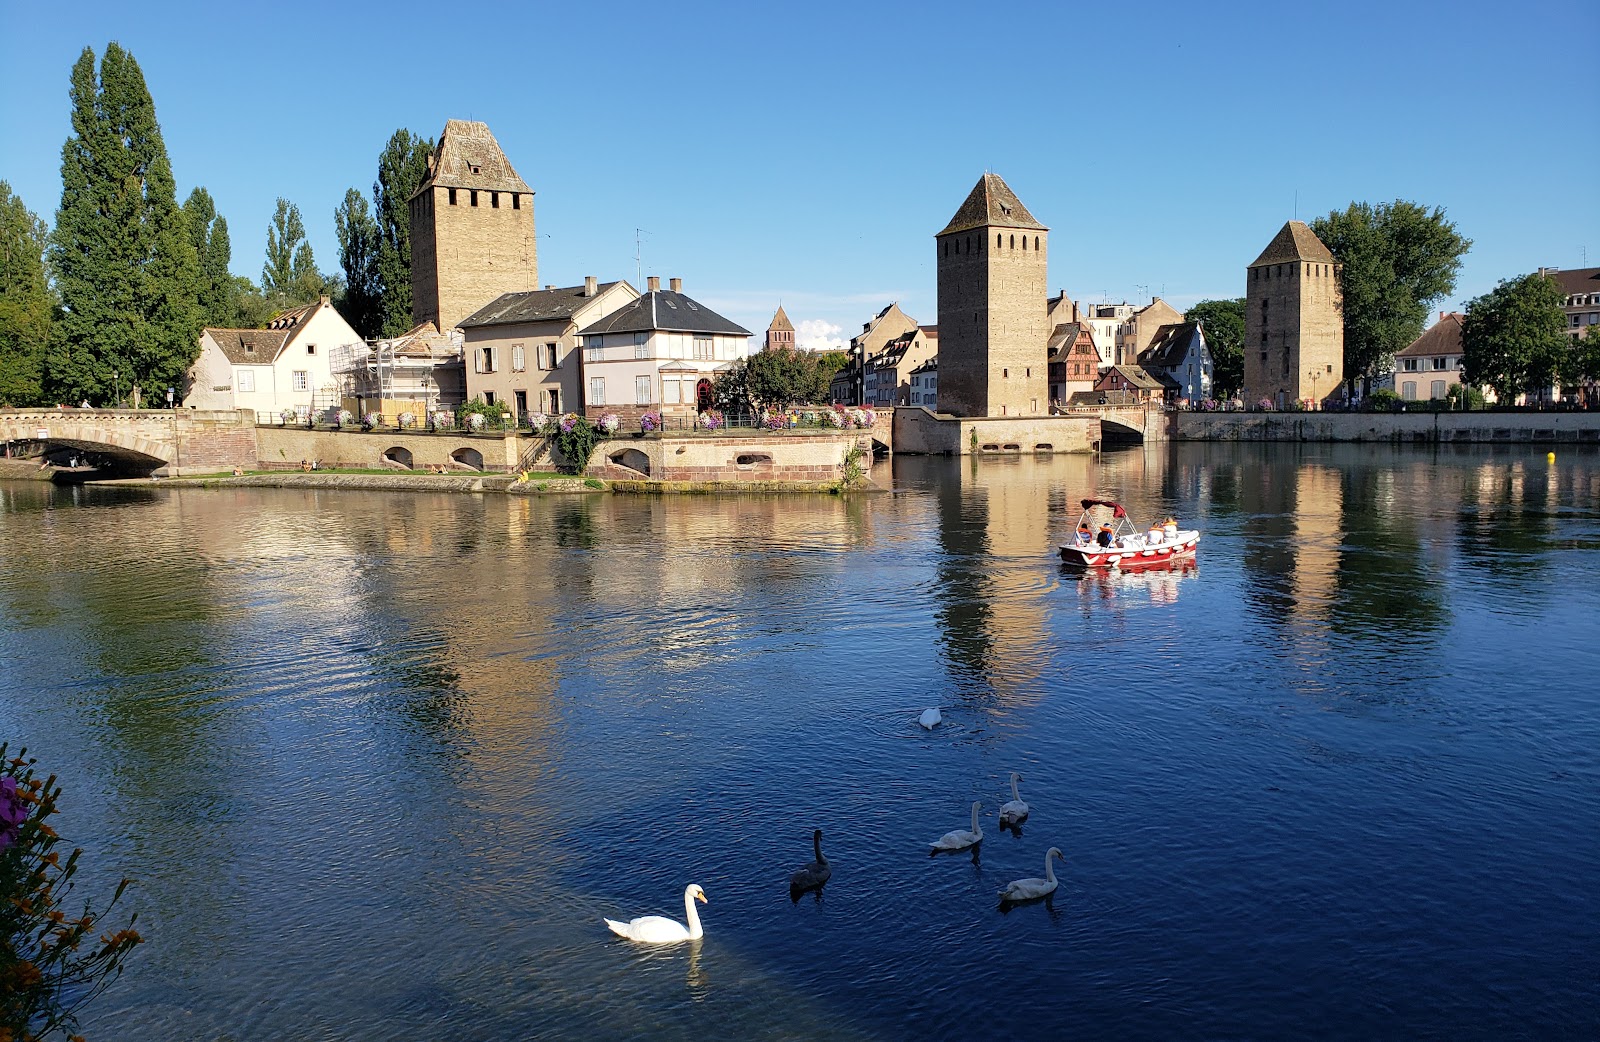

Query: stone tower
(1244, 221), (1344, 407)
(410, 120), (537, 332)
(935, 174), (1049, 417)
(765, 305), (795, 351)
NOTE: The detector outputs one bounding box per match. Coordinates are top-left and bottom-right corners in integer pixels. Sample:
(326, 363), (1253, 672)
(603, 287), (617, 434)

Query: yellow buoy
(1547, 452), (1556, 463)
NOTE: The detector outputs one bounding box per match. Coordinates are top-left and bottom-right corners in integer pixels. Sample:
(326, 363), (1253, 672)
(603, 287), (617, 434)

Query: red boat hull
(1059, 534), (1200, 569)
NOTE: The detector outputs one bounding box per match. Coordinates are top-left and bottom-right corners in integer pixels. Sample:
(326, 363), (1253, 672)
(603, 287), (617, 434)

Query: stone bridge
(1057, 403), (1168, 443)
(0, 408), (258, 475)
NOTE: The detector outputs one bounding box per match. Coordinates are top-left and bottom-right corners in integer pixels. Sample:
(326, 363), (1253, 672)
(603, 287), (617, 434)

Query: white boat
(1059, 498), (1200, 569)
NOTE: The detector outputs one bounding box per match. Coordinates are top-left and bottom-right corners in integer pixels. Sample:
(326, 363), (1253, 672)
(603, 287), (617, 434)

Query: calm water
(1, 444), (1597, 1041)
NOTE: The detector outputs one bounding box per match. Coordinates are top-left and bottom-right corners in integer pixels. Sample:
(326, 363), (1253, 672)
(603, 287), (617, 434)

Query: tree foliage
(47, 43), (202, 407)
(334, 188), (382, 340)
(715, 347), (833, 413)
(374, 130), (434, 337)
(261, 198), (319, 300)
(1185, 298), (1244, 396)
(0, 182), (53, 406)
(1461, 273), (1569, 402)
(1311, 201), (1471, 392)
(182, 187), (233, 328)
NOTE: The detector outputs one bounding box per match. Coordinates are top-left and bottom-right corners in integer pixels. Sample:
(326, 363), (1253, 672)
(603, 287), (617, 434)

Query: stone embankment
(1174, 411), (1600, 444)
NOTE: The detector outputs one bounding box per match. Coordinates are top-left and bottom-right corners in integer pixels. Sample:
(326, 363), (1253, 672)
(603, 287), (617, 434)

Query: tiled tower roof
(937, 173), (1048, 236)
(413, 120), (530, 198)
(768, 305), (795, 332)
(1250, 220), (1336, 266)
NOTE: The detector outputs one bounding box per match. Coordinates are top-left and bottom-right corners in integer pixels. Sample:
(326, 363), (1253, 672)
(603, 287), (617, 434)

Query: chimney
(320, 294), (330, 306)
(670, 277), (682, 293)
(545, 284), (555, 290)
(585, 276), (597, 297)
(1440, 311), (1446, 321)
(648, 276), (661, 292)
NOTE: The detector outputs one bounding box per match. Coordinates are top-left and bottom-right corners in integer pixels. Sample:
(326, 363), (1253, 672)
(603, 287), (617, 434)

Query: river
(1, 443), (1596, 1041)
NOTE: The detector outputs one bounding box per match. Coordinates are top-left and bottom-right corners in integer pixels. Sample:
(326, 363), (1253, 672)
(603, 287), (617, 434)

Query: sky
(2, 0), (1597, 350)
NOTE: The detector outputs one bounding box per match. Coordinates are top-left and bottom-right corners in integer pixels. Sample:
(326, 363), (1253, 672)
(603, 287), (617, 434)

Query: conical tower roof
(937, 173), (1047, 236)
(1250, 220), (1335, 266)
(768, 305), (794, 332)
(412, 119), (530, 199)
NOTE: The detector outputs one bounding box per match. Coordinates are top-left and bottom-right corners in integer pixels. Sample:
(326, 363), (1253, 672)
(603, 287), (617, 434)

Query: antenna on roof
(1294, 189), (1298, 220)
(634, 228), (651, 289)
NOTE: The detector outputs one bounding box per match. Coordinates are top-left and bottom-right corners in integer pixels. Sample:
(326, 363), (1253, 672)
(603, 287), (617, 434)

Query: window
(1430, 380), (1446, 400)
(448, 188), (457, 205)
(512, 344), (526, 372)
(1003, 368), (1009, 378)
(491, 192), (499, 209)
(1401, 381), (1417, 400)
(635, 375), (651, 405)
(306, 344), (316, 355)
(545, 343), (558, 370)
(635, 332), (649, 359)
(693, 336), (713, 360)
(236, 369), (255, 393)
(585, 343), (603, 363)
(470, 190), (478, 207)
(292, 370), (308, 392)
(1432, 357), (1446, 371)
(546, 388), (559, 413)
(514, 390), (527, 416)
(478, 347), (496, 373)
(589, 377), (606, 405)
(512, 194), (520, 210)
(484, 391), (496, 405)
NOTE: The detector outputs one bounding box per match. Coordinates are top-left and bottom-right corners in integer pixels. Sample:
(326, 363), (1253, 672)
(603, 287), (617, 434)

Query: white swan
(998, 847), (1063, 904)
(603, 883), (707, 943)
(999, 771), (1030, 829)
(929, 801), (983, 853)
(789, 828), (832, 895)
(919, 707), (942, 729)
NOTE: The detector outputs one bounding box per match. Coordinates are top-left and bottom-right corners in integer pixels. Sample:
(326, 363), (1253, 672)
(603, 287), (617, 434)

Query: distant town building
(1545, 266), (1600, 342)
(765, 306), (796, 351)
(908, 357), (938, 410)
(1047, 321), (1100, 407)
(457, 277), (638, 420)
(1118, 298), (1184, 364)
(1244, 220), (1344, 408)
(1138, 321), (1213, 403)
(865, 326), (937, 407)
(1079, 303), (1132, 367)
(184, 297), (361, 418)
(833, 302), (920, 405)
(575, 277), (751, 421)
(410, 120), (538, 332)
(1094, 364), (1167, 405)
(1393, 312), (1466, 403)
(332, 321), (466, 421)
(935, 173), (1049, 417)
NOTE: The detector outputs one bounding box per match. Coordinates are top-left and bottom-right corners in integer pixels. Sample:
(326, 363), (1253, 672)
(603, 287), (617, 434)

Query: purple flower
(0, 776), (28, 849)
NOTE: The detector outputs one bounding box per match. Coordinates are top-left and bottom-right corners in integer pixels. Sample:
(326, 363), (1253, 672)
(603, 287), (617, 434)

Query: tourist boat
(1058, 498), (1200, 568)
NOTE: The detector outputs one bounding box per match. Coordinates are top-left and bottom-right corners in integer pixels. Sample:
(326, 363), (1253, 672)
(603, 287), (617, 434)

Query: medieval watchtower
(410, 120), (538, 332)
(935, 174), (1049, 417)
(1244, 220), (1343, 407)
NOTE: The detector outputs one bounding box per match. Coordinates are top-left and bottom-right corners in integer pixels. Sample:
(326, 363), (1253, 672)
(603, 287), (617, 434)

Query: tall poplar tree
(47, 44), (201, 407)
(182, 187), (233, 327)
(333, 188), (382, 339)
(0, 182), (54, 406)
(262, 198), (312, 295)
(374, 129), (434, 336)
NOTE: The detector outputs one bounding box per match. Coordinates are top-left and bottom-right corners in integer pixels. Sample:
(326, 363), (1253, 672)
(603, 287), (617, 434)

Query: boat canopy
(1080, 498), (1127, 518)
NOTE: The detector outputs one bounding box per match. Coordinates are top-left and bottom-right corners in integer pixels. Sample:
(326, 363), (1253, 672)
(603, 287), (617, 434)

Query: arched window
(1009, 234), (1015, 249)
(1034, 236), (1039, 251)
(997, 233), (1002, 248)
(1022, 235), (1027, 250)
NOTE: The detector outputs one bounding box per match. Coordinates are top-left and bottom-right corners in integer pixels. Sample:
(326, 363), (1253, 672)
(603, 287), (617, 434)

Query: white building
(575, 277), (752, 420)
(184, 297), (362, 418)
(908, 357), (938, 409)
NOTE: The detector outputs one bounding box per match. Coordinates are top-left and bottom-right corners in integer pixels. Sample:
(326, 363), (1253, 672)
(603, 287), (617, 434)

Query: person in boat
(1163, 517), (1178, 539)
(1147, 521), (1164, 544)
(1076, 522), (1094, 546)
(1096, 524), (1115, 548)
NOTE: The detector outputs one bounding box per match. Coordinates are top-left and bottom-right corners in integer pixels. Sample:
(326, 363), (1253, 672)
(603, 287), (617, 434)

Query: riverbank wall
(1173, 411), (1600, 444)
(893, 407), (1100, 454)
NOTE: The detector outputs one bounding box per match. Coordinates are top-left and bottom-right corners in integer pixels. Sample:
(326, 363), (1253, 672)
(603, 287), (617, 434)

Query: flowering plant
(1200, 399), (1219, 412)
(398, 411), (416, 429)
(856, 408), (876, 428)
(697, 411), (721, 430)
(1257, 398), (1274, 411)
(558, 412), (580, 433)
(278, 408), (297, 425)
(764, 413), (785, 430)
(467, 412), (486, 430)
(361, 412), (382, 430)
(599, 413), (620, 434)
(641, 412), (661, 432)
(827, 408), (846, 428)
(1, 743), (144, 1039)
(802, 411), (818, 425)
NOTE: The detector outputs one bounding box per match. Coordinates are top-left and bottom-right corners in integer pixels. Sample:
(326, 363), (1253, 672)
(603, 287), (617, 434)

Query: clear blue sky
(2, 0), (1596, 348)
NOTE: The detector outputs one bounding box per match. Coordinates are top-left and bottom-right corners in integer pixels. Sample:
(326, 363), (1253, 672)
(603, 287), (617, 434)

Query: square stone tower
(1244, 221), (1344, 407)
(935, 174), (1049, 417)
(410, 120), (537, 332)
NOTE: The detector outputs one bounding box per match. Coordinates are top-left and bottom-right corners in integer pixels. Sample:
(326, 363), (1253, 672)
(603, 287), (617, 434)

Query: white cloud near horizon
(794, 319), (846, 352)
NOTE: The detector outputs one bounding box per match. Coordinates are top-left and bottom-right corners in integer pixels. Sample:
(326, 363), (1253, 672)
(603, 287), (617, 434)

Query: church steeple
(765, 305), (795, 351)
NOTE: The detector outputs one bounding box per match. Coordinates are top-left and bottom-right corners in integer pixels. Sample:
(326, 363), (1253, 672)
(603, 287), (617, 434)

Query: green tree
(334, 188), (382, 339)
(47, 44), (202, 407)
(1185, 297), (1245, 396)
(1461, 273), (1569, 403)
(0, 182), (53, 406)
(814, 349), (849, 383)
(182, 187), (233, 328)
(374, 129), (434, 336)
(1311, 200), (1471, 395)
(745, 346), (830, 411)
(261, 198), (316, 298)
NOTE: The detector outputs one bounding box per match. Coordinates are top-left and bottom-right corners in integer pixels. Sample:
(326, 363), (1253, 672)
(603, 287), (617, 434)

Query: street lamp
(1308, 367), (1321, 410)
(112, 369), (119, 408)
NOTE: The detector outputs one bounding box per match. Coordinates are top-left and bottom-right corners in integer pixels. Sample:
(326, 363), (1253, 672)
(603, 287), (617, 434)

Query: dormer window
(470, 164), (481, 175)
